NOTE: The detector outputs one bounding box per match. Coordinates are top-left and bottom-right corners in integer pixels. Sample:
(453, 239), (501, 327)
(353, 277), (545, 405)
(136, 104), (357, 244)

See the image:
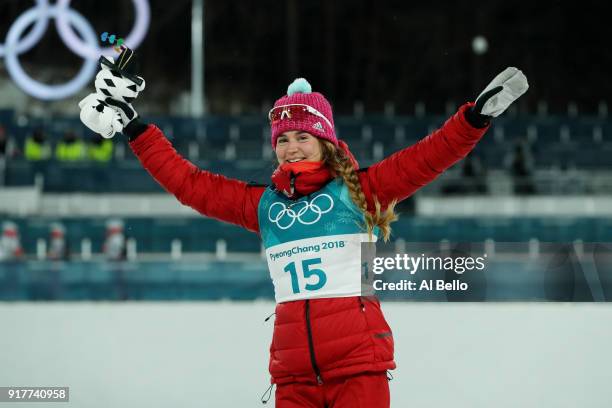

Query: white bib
(266, 233), (375, 303)
(257, 180), (380, 303)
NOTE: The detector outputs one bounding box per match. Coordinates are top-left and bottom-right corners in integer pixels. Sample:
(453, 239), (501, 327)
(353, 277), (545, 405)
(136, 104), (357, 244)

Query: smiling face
(274, 130), (323, 165)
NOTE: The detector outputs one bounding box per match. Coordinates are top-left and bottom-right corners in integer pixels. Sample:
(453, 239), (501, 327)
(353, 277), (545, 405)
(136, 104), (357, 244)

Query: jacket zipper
(305, 300), (323, 385)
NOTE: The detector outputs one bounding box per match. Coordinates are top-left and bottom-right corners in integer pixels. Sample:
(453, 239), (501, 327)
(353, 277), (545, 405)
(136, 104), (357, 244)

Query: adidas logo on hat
(312, 122), (324, 131)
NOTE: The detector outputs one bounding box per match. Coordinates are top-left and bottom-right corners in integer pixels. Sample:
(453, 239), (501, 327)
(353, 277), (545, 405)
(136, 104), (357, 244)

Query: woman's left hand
(465, 67), (529, 128)
(475, 67), (529, 117)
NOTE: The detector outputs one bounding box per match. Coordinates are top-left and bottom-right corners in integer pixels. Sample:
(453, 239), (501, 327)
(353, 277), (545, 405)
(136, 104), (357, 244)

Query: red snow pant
(275, 372), (390, 408)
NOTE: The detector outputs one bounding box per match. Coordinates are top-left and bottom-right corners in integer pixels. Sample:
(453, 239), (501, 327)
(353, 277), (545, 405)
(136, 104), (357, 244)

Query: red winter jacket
(129, 103), (489, 385)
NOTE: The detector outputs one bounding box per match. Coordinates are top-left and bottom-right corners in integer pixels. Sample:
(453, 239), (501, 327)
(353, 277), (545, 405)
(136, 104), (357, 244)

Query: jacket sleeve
(359, 102), (489, 209)
(129, 125), (265, 233)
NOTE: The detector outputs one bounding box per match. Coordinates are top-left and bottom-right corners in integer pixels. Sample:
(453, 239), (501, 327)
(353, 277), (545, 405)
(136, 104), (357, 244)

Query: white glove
(94, 56), (145, 104)
(105, 98), (139, 128)
(78, 93), (123, 139)
(475, 67), (529, 117)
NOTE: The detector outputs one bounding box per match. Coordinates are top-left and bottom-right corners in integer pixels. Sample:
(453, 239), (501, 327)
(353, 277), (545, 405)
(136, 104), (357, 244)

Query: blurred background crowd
(0, 0), (610, 301)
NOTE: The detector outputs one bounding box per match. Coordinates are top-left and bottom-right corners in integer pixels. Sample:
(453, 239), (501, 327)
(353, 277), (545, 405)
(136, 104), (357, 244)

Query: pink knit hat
(270, 78), (337, 148)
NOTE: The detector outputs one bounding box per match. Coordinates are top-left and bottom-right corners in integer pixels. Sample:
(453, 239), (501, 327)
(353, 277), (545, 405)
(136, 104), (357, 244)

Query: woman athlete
(79, 56), (528, 407)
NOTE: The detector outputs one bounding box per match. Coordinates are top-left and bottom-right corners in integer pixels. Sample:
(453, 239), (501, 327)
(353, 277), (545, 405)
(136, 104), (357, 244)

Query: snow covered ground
(0, 301), (610, 407)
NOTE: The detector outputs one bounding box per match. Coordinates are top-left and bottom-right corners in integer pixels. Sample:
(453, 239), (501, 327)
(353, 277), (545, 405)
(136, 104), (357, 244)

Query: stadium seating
(3, 216), (610, 256)
(2, 109), (611, 192)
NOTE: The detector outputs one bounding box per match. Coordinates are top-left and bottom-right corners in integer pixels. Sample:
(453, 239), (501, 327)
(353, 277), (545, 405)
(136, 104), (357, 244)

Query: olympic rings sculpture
(0, 0), (150, 100)
(268, 194), (335, 230)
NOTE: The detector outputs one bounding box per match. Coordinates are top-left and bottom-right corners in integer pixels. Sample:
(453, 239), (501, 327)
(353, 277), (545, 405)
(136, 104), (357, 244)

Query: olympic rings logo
(0, 0), (150, 100)
(268, 194), (334, 230)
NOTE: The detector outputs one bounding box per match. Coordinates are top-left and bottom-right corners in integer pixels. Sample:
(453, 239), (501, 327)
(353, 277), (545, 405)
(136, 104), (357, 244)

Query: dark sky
(0, 0), (609, 114)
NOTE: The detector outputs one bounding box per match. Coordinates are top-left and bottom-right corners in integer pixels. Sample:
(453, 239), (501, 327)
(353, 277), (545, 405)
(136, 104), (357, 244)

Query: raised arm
(127, 124), (264, 233)
(360, 102), (487, 208)
(78, 51), (264, 233)
(360, 67), (529, 209)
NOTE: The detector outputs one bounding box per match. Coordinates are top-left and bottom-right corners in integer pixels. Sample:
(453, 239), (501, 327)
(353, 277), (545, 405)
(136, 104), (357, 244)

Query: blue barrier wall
(2, 254), (610, 302)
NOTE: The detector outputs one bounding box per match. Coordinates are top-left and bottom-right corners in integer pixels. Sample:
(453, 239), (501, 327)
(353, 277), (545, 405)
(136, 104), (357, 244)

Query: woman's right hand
(94, 53), (144, 129)
(78, 93), (124, 139)
(78, 50), (145, 138)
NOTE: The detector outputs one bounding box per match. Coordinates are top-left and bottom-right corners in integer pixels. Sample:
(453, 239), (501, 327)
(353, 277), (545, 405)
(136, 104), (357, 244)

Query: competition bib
(266, 233), (374, 303)
(258, 179), (378, 303)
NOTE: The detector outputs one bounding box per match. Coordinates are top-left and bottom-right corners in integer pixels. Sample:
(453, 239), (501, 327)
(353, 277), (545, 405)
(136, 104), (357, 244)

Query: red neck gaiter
(270, 141), (359, 199)
(271, 161), (332, 199)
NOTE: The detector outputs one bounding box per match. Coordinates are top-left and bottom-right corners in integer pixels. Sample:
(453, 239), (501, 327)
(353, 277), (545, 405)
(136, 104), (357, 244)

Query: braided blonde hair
(320, 140), (398, 242)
